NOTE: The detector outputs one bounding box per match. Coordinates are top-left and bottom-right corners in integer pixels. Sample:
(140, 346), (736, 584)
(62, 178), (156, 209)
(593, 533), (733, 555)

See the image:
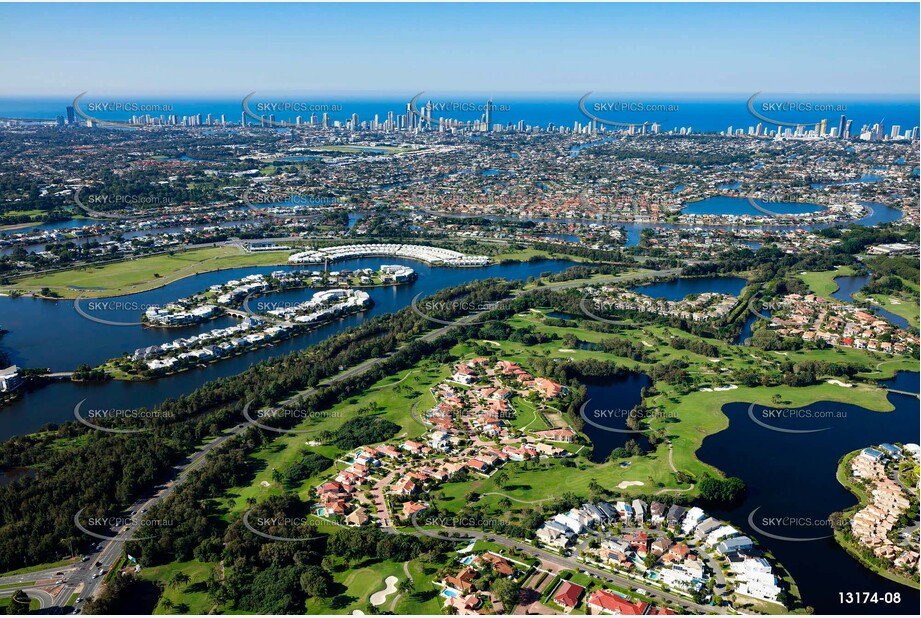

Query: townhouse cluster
(847, 445), (919, 573)
(145, 302), (219, 327)
(589, 287), (740, 322)
(288, 243), (490, 266)
(770, 294), (918, 355)
(431, 358), (570, 439)
(131, 316), (295, 372)
(308, 360), (577, 529)
(537, 502), (785, 604)
(127, 288), (371, 374)
(265, 288), (371, 323)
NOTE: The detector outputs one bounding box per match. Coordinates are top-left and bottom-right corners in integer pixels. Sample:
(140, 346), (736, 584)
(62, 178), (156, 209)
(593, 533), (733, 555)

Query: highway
(1, 269), (680, 611)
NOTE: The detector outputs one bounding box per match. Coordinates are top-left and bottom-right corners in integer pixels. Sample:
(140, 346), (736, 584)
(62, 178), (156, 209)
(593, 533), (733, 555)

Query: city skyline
(0, 2), (918, 96)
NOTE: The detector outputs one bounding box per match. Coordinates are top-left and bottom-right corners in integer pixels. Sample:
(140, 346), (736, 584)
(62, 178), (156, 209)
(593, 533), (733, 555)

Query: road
(4, 270), (683, 610)
(0, 587), (54, 610)
(427, 526), (726, 614)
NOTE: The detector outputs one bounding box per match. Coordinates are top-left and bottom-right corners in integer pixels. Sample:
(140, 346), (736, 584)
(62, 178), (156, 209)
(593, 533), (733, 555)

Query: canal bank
(697, 373), (920, 614)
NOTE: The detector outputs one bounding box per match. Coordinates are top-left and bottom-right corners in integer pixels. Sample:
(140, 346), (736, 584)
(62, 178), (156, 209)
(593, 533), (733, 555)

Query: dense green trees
(697, 474), (747, 505)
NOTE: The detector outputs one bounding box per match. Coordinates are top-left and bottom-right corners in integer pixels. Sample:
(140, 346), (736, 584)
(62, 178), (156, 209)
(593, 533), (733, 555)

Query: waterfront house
(0, 366), (23, 392)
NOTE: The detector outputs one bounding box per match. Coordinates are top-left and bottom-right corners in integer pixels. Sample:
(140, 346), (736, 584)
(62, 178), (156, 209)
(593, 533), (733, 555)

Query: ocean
(1, 94), (918, 135)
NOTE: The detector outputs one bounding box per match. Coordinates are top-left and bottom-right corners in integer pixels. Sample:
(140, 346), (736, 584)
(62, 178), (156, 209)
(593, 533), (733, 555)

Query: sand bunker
(370, 576), (398, 606)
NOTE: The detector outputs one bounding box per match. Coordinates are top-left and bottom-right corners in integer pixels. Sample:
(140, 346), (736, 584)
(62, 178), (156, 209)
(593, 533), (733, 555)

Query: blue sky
(0, 2), (918, 96)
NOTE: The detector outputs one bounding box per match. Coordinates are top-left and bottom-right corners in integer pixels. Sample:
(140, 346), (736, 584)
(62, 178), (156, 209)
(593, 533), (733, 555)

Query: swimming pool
(442, 588), (460, 598)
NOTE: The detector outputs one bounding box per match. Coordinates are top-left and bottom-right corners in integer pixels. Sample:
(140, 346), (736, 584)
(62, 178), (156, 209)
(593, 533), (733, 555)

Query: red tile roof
(554, 581), (585, 608)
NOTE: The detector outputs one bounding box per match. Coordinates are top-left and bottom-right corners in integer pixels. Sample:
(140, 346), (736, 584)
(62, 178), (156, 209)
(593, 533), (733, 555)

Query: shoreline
(4, 247), (497, 300)
(833, 449), (920, 590)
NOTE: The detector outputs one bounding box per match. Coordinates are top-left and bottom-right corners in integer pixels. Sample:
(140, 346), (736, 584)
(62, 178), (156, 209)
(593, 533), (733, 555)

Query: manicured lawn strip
(0, 557), (79, 577)
(8, 245), (303, 298)
(0, 582), (36, 589)
(494, 248), (594, 263)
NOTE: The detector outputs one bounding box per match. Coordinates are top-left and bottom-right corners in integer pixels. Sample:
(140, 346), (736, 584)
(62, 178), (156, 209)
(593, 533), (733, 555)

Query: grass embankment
(0, 596), (41, 611)
(857, 288), (921, 330)
(798, 265), (857, 297)
(6, 246), (297, 299)
(0, 557), (80, 577)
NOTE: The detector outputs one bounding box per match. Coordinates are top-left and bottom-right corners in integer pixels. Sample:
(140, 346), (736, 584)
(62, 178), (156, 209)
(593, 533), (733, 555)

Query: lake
(683, 196), (823, 217)
(579, 373), (652, 463)
(698, 375), (920, 614)
(0, 258), (578, 440)
(630, 276), (749, 301)
(831, 275), (909, 330)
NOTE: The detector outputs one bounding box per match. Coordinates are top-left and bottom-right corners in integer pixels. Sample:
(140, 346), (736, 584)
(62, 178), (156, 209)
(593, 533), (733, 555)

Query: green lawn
(304, 559), (407, 614)
(394, 559), (447, 615)
(218, 362), (451, 519)
(861, 292), (920, 329)
(0, 582), (36, 589)
(7, 245), (301, 298)
(0, 557), (80, 577)
(798, 266), (856, 297)
(0, 596), (41, 611)
(141, 559), (217, 615)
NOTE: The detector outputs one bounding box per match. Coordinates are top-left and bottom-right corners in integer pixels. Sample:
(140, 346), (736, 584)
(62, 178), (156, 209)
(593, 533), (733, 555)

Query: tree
(299, 565), (331, 598)
(494, 471), (509, 488)
(399, 577), (415, 595)
(7, 590), (31, 614)
(169, 571), (191, 588)
(491, 577), (522, 609)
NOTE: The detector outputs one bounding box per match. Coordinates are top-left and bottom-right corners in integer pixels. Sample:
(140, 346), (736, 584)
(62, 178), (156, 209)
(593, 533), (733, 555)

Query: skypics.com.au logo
(241, 399), (342, 434)
(746, 92), (848, 129)
(72, 92), (176, 127)
(410, 293), (517, 326)
(406, 92), (510, 129)
(579, 93), (679, 129)
(73, 400), (177, 434)
(241, 93), (344, 128)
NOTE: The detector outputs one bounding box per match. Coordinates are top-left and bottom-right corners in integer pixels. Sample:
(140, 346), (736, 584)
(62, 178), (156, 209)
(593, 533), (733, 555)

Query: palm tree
(398, 577), (415, 595)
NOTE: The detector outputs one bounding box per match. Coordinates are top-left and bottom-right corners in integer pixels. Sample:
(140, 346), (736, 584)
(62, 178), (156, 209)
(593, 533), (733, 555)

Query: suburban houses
(769, 293), (919, 355)
(845, 444), (919, 577)
(535, 499), (787, 606)
(588, 286), (741, 322)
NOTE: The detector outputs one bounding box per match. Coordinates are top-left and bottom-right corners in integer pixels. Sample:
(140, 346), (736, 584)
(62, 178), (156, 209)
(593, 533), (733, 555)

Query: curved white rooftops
(288, 243), (490, 267)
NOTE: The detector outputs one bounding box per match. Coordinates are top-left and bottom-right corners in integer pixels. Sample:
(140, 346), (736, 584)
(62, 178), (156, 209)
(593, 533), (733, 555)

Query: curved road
(4, 270), (683, 610)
